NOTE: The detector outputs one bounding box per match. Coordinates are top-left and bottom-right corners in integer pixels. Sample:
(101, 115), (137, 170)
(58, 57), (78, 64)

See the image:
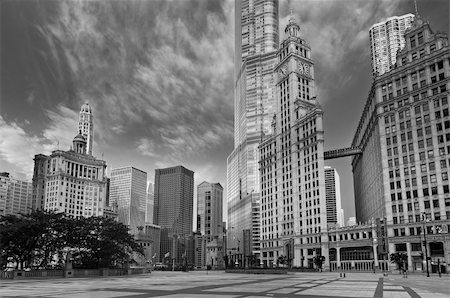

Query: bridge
(324, 147), (362, 160)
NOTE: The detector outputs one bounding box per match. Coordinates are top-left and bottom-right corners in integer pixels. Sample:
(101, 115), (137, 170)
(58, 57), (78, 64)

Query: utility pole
(421, 213), (430, 277)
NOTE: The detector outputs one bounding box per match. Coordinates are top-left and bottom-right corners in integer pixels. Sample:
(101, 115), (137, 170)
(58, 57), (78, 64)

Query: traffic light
(422, 241), (426, 246)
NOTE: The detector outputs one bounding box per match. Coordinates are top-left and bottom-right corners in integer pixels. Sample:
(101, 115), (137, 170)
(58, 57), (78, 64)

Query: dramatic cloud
(1, 0), (448, 220)
(283, 0), (403, 102)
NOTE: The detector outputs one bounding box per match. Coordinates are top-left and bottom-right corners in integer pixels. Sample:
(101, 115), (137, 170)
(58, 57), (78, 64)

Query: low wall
(0, 267), (147, 280)
(226, 269), (288, 274)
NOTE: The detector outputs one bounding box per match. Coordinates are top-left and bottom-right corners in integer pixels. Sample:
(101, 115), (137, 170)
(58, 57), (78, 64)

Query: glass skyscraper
(227, 0), (279, 264)
(110, 166), (147, 233)
(154, 165), (194, 263)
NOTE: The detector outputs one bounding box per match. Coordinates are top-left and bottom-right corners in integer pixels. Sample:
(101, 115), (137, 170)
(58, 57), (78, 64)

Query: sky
(0, 0), (449, 222)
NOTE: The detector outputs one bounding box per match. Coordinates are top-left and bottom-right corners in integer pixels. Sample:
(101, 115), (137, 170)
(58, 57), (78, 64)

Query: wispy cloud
(0, 105), (80, 179)
(284, 0), (403, 102)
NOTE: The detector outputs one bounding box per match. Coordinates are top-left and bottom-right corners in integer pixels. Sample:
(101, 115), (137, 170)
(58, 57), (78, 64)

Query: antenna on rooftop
(413, 0), (419, 17)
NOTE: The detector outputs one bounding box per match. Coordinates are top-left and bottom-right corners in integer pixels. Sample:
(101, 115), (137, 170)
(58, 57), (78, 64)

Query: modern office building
(369, 14), (414, 76)
(110, 166), (147, 233)
(259, 14), (329, 268)
(32, 132), (107, 217)
(196, 182), (224, 268)
(352, 15), (450, 272)
(154, 165), (194, 263)
(77, 103), (94, 155)
(227, 0), (279, 267)
(0, 172), (32, 216)
(324, 166), (343, 227)
(197, 182), (223, 238)
(146, 181), (154, 223)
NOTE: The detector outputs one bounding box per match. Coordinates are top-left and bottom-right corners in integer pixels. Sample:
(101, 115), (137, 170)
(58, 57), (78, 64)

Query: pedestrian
(402, 266), (408, 278)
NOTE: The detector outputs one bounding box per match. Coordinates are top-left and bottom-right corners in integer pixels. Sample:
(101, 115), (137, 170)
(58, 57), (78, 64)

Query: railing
(330, 260), (377, 271)
(74, 269), (100, 276)
(0, 271), (14, 279)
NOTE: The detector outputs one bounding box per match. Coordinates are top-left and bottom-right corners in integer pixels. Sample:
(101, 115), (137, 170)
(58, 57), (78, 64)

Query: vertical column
(373, 242), (379, 267)
(406, 242), (413, 269)
(336, 246), (341, 269)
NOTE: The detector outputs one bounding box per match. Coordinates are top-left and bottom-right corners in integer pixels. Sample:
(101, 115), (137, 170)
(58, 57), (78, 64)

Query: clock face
(279, 65), (288, 78)
(297, 61), (310, 77)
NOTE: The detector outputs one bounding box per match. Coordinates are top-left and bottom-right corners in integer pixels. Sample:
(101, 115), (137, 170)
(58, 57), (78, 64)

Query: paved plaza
(0, 271), (449, 298)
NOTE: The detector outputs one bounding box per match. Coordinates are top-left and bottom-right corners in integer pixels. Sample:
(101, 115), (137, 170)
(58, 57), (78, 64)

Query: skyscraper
(324, 166), (343, 227)
(32, 132), (107, 218)
(32, 103), (107, 217)
(0, 172), (32, 216)
(145, 180), (154, 224)
(78, 103), (94, 155)
(227, 0), (279, 264)
(197, 182), (223, 238)
(353, 15), (450, 270)
(369, 14), (414, 76)
(154, 165), (194, 263)
(259, 14), (328, 268)
(110, 166), (147, 233)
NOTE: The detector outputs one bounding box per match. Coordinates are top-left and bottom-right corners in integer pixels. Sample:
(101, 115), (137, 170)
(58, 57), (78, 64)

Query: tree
(389, 252), (408, 274)
(0, 211), (144, 270)
(277, 255), (289, 267)
(0, 212), (50, 269)
(69, 217), (144, 269)
(313, 256), (326, 272)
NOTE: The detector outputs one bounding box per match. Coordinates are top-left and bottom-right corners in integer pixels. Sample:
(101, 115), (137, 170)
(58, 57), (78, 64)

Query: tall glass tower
(227, 0), (279, 266)
(110, 166), (147, 233)
(154, 166), (194, 263)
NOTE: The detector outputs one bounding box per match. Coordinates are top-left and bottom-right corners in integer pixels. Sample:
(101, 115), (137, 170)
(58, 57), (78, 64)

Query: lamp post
(421, 213), (430, 277)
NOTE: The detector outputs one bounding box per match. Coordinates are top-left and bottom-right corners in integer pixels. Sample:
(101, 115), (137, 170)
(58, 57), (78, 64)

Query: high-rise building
(353, 15), (450, 271)
(259, 14), (329, 268)
(154, 165), (194, 263)
(78, 103), (94, 155)
(110, 166), (147, 233)
(0, 172), (32, 216)
(196, 182), (223, 268)
(197, 182), (223, 238)
(32, 132), (107, 218)
(146, 180), (154, 224)
(324, 166), (343, 227)
(227, 0), (279, 266)
(369, 14), (414, 76)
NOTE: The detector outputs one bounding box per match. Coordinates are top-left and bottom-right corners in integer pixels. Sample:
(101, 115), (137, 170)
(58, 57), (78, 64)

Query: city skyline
(1, 0), (448, 222)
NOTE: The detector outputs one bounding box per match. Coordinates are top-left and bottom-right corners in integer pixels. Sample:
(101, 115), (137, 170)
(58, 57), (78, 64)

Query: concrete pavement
(0, 271), (449, 297)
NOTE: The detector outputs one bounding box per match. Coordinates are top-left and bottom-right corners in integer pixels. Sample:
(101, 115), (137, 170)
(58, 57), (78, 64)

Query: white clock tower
(259, 13), (328, 270)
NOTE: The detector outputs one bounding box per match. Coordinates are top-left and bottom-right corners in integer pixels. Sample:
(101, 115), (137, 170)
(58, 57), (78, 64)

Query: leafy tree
(313, 256), (326, 271)
(248, 254), (257, 268)
(389, 252), (408, 274)
(0, 212), (47, 269)
(277, 255), (289, 267)
(70, 216), (144, 269)
(0, 211), (144, 270)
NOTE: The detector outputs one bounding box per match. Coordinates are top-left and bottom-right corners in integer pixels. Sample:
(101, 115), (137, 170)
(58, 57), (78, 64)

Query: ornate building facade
(259, 15), (329, 268)
(32, 132), (107, 218)
(352, 15), (450, 273)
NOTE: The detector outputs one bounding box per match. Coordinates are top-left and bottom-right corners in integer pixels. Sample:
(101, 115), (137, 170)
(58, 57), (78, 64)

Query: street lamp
(421, 212), (430, 277)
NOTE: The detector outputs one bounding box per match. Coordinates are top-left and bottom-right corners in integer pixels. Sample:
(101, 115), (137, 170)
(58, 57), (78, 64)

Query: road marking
(373, 277), (383, 298)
